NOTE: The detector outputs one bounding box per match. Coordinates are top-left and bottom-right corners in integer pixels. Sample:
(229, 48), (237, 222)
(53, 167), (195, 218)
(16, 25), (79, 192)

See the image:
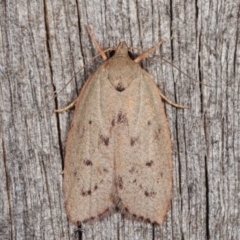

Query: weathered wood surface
(0, 0), (239, 239)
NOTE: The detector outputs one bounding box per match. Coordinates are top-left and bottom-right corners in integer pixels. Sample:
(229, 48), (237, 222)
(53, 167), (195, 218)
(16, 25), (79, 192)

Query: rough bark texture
(0, 0), (239, 239)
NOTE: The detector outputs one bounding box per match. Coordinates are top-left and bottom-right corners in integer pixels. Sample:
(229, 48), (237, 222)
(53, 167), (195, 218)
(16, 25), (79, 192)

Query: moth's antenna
(130, 46), (213, 87)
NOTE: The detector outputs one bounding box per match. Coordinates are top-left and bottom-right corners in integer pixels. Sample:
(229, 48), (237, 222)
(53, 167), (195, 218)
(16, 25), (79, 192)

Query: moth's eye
(128, 51), (134, 60)
(109, 50), (115, 58)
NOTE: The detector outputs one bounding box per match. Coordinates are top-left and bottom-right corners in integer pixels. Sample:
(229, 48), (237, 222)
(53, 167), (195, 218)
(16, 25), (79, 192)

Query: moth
(58, 26), (185, 225)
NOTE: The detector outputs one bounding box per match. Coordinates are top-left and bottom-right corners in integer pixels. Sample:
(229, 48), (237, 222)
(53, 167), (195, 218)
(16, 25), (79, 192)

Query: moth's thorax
(103, 49), (141, 92)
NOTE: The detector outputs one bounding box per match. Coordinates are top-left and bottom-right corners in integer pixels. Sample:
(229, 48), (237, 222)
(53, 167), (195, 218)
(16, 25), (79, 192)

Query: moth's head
(109, 42), (134, 59)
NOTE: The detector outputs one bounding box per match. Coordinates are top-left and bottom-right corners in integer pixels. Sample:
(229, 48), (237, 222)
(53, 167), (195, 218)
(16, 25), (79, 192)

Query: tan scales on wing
(64, 41), (172, 224)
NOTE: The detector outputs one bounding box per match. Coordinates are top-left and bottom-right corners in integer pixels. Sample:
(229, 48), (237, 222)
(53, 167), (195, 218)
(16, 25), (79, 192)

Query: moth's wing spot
(97, 166), (109, 174)
(146, 160), (154, 167)
(117, 111), (128, 125)
(144, 191), (149, 197)
(139, 216), (144, 221)
(103, 168), (108, 173)
(88, 120), (92, 124)
(153, 221), (159, 226)
(144, 190), (157, 198)
(83, 159), (93, 166)
(111, 119), (115, 127)
(99, 135), (109, 146)
(154, 131), (160, 140)
(73, 169), (77, 176)
(130, 137), (139, 147)
(146, 218), (151, 223)
(81, 190), (91, 196)
(133, 179), (137, 183)
(125, 207), (129, 212)
(147, 120), (151, 126)
(155, 128), (163, 142)
(133, 214), (137, 218)
(117, 176), (123, 189)
(129, 166), (136, 173)
(115, 82), (126, 92)
(129, 166), (137, 173)
(94, 185), (98, 190)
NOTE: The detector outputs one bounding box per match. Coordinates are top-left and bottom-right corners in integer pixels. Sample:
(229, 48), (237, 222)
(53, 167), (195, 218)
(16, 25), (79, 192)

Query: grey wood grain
(0, 0), (239, 239)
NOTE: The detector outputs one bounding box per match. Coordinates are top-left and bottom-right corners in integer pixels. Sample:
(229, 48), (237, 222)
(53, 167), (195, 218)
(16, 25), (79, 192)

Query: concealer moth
(58, 26), (185, 225)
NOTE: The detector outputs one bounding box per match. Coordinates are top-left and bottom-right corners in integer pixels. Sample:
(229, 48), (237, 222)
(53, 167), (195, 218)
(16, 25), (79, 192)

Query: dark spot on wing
(79, 127), (85, 139)
(139, 216), (144, 221)
(88, 120), (92, 124)
(117, 111), (128, 125)
(146, 160), (154, 167)
(130, 137), (139, 146)
(115, 82), (125, 92)
(133, 214), (137, 218)
(125, 207), (129, 212)
(111, 119), (115, 127)
(83, 159), (92, 166)
(117, 176), (123, 189)
(144, 190), (156, 198)
(99, 135), (109, 146)
(133, 179), (136, 183)
(153, 128), (162, 140)
(147, 121), (151, 126)
(146, 218), (151, 223)
(103, 168), (108, 173)
(154, 131), (159, 140)
(160, 172), (163, 177)
(81, 190), (91, 196)
(94, 185), (98, 190)
(129, 166), (137, 173)
(144, 191), (149, 197)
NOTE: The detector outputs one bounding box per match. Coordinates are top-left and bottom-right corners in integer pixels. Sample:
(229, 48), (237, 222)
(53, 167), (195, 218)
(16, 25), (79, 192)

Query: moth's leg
(54, 98), (78, 113)
(85, 25), (107, 60)
(134, 40), (165, 63)
(158, 90), (188, 109)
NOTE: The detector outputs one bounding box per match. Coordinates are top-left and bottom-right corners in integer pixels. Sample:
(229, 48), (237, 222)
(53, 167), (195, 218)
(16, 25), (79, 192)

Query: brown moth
(62, 26), (183, 225)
